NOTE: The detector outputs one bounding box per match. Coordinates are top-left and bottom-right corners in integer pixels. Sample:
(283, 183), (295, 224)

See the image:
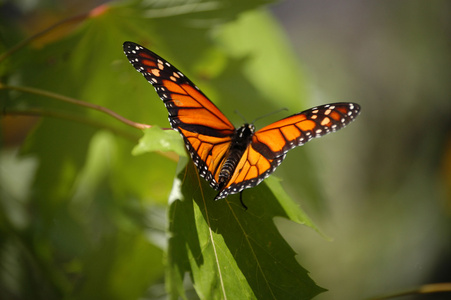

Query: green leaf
(75, 231), (164, 300)
(167, 161), (326, 300)
(218, 9), (306, 108)
(264, 176), (323, 233)
(132, 126), (187, 157)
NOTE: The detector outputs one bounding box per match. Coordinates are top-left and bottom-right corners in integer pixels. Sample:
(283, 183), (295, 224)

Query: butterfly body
(217, 124), (254, 192)
(123, 42), (361, 201)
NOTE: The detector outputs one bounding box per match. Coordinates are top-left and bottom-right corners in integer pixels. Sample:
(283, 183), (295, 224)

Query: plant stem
(370, 282), (451, 300)
(4, 108), (140, 142)
(0, 83), (152, 130)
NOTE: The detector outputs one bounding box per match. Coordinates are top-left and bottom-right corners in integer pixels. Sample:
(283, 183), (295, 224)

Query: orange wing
(124, 42), (361, 201)
(214, 103), (360, 200)
(123, 42), (235, 190)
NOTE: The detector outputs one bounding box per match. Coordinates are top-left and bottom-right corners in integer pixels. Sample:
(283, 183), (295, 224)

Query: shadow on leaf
(167, 160), (325, 299)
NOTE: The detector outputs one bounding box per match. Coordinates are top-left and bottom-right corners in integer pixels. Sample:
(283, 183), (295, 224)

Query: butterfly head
(237, 124), (255, 138)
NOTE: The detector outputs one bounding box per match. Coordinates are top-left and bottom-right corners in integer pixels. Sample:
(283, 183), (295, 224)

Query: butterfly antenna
(234, 109), (249, 124)
(252, 107), (289, 125)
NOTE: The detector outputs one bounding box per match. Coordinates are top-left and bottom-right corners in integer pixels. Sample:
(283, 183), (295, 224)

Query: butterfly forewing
(252, 103), (360, 159)
(123, 42), (235, 135)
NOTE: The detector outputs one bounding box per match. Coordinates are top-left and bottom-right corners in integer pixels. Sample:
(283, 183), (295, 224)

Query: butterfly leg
(239, 192), (248, 210)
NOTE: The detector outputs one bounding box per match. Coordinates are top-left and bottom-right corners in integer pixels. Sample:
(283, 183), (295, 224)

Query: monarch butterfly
(123, 41), (360, 202)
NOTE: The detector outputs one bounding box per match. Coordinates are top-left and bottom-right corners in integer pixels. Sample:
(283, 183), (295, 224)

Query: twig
(0, 83), (152, 130)
(369, 282), (451, 300)
(4, 108), (140, 142)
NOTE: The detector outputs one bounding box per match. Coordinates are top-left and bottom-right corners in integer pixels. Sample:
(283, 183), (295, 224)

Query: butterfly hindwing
(178, 128), (232, 190)
(214, 145), (283, 200)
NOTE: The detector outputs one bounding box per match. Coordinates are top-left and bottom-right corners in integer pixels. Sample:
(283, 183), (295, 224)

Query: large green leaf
(166, 161), (325, 300)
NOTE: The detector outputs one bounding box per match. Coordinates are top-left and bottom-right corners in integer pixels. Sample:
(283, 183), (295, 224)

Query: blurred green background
(1, 0), (450, 299)
(271, 2), (451, 300)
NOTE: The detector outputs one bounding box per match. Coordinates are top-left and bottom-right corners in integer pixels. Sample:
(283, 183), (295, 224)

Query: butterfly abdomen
(217, 124), (254, 191)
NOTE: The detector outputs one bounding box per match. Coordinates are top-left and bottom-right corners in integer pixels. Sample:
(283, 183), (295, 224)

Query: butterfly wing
(123, 42), (361, 200)
(252, 102), (361, 158)
(123, 42), (236, 189)
(215, 103), (361, 200)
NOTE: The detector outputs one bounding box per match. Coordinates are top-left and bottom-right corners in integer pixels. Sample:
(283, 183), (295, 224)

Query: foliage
(0, 0), (326, 299)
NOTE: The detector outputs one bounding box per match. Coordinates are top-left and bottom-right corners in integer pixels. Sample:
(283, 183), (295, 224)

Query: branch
(0, 83), (152, 130)
(370, 282), (451, 300)
(4, 108), (140, 142)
